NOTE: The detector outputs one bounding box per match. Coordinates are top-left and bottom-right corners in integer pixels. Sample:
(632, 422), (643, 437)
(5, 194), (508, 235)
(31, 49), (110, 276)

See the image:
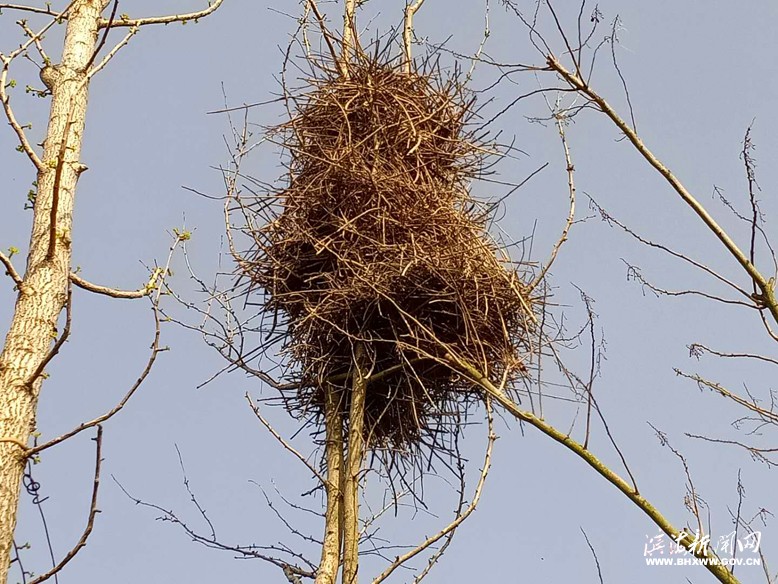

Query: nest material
(244, 55), (535, 451)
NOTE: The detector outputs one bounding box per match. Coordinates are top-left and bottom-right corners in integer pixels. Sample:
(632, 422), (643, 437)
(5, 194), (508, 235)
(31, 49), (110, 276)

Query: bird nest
(240, 54), (536, 453)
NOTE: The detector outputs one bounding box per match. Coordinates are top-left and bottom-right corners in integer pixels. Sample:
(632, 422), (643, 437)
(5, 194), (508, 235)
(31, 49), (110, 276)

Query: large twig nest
(241, 53), (536, 452)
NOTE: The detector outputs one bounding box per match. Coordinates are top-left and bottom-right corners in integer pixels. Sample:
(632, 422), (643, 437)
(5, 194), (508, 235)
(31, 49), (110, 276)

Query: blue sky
(1, 2), (776, 582)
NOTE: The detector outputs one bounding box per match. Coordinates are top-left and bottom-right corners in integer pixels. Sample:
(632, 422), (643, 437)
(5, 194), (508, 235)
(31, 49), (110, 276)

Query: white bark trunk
(0, 2), (108, 580)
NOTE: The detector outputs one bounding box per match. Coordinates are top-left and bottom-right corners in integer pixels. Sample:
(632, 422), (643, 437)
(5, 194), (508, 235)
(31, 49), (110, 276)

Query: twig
(688, 343), (778, 369)
(674, 370), (778, 425)
(530, 107), (576, 290)
(588, 195), (753, 301)
(372, 398), (495, 584)
(84, 0), (119, 73)
(245, 394), (326, 485)
(25, 285), (72, 391)
(87, 24), (139, 79)
(445, 352), (740, 584)
(29, 426), (103, 584)
(0, 250), (22, 287)
(305, 0), (340, 67)
(580, 527), (604, 584)
(0, 1), (76, 171)
(98, 0), (225, 28)
(0, 4), (63, 16)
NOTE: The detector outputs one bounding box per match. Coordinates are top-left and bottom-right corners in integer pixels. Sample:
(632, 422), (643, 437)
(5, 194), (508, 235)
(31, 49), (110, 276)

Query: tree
(142, 3), (774, 584)
(3, 2), (774, 584)
(0, 2), (224, 582)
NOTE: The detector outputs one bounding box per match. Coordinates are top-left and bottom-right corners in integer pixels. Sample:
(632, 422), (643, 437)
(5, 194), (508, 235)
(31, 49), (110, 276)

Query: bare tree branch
(372, 398), (495, 584)
(98, 0), (225, 28)
(70, 268), (163, 299)
(546, 55), (778, 327)
(28, 235), (183, 456)
(28, 426), (103, 584)
(0, 250), (22, 287)
(530, 105), (576, 290)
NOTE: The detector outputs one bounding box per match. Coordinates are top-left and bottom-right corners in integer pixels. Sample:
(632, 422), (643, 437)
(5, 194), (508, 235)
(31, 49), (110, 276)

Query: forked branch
(546, 55), (778, 327)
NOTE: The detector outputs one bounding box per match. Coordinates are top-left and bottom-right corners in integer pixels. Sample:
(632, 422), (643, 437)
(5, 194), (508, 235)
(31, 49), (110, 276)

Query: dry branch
(98, 0), (225, 28)
(547, 55), (778, 327)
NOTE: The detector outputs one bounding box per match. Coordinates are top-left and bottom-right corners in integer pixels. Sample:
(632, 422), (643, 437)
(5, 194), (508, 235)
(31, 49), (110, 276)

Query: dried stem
(530, 108), (576, 290)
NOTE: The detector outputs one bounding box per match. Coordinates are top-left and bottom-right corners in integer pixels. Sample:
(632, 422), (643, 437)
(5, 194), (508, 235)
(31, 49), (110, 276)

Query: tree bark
(0, 1), (108, 580)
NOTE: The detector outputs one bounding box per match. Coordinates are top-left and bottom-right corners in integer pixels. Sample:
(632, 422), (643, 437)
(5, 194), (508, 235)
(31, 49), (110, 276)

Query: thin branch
(70, 268), (163, 299)
(0, 2), (76, 171)
(445, 352), (740, 584)
(372, 398), (495, 584)
(0, 4), (63, 17)
(98, 0), (225, 28)
(28, 426), (103, 584)
(87, 23), (139, 79)
(84, 0), (119, 72)
(25, 285), (72, 391)
(0, 65), (44, 170)
(402, 0), (425, 74)
(245, 393), (326, 485)
(675, 370), (778, 425)
(28, 236), (182, 455)
(580, 527), (605, 584)
(530, 108), (576, 290)
(547, 55), (778, 326)
(588, 195), (753, 300)
(0, 250), (22, 287)
(305, 0), (339, 66)
(688, 343), (778, 369)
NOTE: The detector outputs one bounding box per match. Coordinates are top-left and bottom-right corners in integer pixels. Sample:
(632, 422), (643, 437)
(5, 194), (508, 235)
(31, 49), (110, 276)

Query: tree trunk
(342, 344), (366, 584)
(315, 383), (344, 584)
(0, 2), (107, 580)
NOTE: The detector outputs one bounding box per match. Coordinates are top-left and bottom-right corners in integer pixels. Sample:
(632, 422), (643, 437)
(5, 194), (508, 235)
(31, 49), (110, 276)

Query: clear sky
(1, 1), (776, 583)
